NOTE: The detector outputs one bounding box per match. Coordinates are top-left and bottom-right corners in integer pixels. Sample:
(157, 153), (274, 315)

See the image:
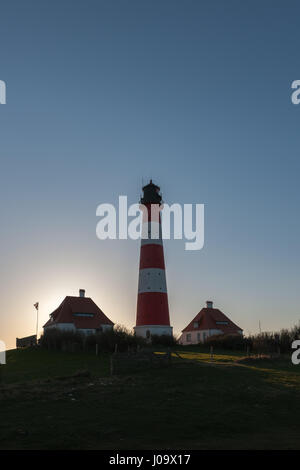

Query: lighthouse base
(134, 325), (173, 339)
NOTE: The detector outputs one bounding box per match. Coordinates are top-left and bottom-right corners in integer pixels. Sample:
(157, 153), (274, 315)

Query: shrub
(248, 329), (292, 354)
(39, 328), (83, 351)
(200, 322), (300, 355)
(205, 334), (248, 351)
(245, 323), (300, 354)
(86, 325), (146, 353)
(151, 334), (178, 347)
(40, 325), (146, 353)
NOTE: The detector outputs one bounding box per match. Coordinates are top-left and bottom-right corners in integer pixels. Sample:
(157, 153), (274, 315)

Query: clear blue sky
(1, 0), (300, 348)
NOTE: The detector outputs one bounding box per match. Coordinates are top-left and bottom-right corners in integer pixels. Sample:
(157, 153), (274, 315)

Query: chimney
(206, 300), (213, 308)
(79, 289), (85, 298)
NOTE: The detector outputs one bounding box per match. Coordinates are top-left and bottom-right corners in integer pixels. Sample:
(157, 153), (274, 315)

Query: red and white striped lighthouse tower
(134, 180), (173, 338)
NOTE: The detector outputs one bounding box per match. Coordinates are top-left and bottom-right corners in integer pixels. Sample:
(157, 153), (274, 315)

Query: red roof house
(179, 300), (243, 345)
(43, 289), (114, 335)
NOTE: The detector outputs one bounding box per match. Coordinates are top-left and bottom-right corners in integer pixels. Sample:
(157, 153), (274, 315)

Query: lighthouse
(134, 180), (173, 339)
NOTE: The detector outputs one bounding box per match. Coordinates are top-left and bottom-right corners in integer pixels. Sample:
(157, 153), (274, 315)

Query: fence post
(110, 344), (118, 376)
(167, 347), (172, 366)
(110, 354), (114, 376)
(247, 345), (250, 357)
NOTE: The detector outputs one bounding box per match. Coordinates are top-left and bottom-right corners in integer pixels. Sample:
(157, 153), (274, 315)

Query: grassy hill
(0, 347), (300, 449)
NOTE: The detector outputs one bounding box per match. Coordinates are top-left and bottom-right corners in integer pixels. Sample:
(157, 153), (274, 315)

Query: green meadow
(0, 347), (300, 449)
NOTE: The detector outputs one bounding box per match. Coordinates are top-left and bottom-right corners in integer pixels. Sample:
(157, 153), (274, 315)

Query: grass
(1, 348), (110, 384)
(0, 347), (300, 449)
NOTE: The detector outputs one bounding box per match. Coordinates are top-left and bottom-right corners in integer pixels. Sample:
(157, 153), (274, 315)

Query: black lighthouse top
(140, 179), (162, 205)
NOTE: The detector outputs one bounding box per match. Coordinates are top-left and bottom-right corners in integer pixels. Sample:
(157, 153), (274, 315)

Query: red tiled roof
(182, 307), (242, 335)
(43, 296), (114, 329)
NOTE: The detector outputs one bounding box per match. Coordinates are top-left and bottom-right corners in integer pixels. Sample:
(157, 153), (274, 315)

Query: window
(197, 333), (201, 342)
(203, 332), (206, 341)
(73, 313), (94, 317)
(186, 334), (191, 342)
(194, 322), (198, 328)
(146, 330), (151, 339)
(216, 321), (228, 325)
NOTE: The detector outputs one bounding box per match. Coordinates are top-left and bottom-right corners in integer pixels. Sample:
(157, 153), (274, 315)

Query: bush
(85, 325), (146, 353)
(199, 322), (300, 355)
(39, 328), (83, 351)
(248, 329), (294, 355)
(205, 334), (248, 351)
(39, 325), (146, 353)
(151, 334), (178, 347)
